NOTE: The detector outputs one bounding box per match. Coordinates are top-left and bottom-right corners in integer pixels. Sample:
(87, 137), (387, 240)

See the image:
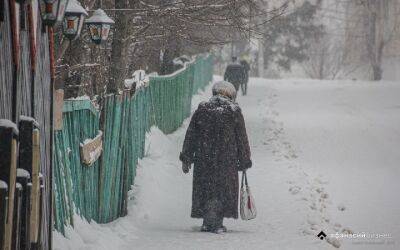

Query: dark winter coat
(240, 60), (250, 83)
(224, 63), (246, 90)
(180, 95), (252, 219)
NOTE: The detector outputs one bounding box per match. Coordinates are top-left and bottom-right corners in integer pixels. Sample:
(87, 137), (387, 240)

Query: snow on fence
(53, 55), (213, 234)
(1, 0), (53, 248)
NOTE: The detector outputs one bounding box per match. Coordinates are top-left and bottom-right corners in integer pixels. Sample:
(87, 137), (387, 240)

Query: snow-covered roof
(20, 115), (39, 127)
(125, 70), (149, 89)
(173, 55), (192, 65)
(212, 81), (237, 99)
(0, 119), (19, 135)
(65, 95), (90, 101)
(66, 0), (88, 15)
(173, 58), (185, 66)
(85, 9), (114, 24)
(0, 180), (7, 189)
(17, 168), (30, 179)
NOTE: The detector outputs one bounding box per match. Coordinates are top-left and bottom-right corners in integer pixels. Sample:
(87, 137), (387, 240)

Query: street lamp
(85, 9), (114, 45)
(63, 0), (87, 40)
(40, 0), (69, 26)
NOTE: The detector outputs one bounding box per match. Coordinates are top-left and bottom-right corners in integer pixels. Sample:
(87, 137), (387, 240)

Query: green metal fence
(54, 55), (213, 233)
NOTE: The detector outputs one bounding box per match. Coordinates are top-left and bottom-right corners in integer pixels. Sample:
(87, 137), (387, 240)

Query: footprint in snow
(289, 186), (301, 195)
(310, 203), (317, 210)
(337, 204), (346, 211)
(326, 236), (341, 248)
(307, 218), (319, 226)
(314, 177), (329, 185)
(341, 227), (353, 234)
(301, 229), (315, 235)
(333, 223), (342, 231)
(315, 187), (324, 193)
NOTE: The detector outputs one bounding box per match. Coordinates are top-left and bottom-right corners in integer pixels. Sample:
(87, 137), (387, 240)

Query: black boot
(200, 221), (211, 232)
(212, 218), (226, 234)
(204, 199), (224, 233)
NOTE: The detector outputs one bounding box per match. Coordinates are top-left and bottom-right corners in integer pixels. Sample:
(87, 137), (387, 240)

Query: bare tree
(360, 0), (399, 80)
(342, 0), (400, 80)
(57, 0), (292, 96)
(303, 32), (363, 80)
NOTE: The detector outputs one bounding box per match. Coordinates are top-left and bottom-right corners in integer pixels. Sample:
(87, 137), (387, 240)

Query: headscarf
(212, 81), (237, 100)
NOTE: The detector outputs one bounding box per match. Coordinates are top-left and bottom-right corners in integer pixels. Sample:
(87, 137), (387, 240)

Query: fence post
(19, 118), (40, 250)
(0, 181), (7, 249)
(11, 182), (22, 249)
(0, 120), (19, 250)
(16, 169), (31, 250)
(30, 128), (41, 249)
(18, 118), (41, 249)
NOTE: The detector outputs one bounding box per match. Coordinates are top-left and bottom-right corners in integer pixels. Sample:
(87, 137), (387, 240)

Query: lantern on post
(85, 9), (114, 45)
(39, 0), (69, 26)
(63, 0), (87, 40)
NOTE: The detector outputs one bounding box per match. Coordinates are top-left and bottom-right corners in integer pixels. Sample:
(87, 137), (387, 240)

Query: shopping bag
(240, 171), (257, 220)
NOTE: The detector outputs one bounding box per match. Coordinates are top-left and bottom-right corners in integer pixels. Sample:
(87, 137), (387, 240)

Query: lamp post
(39, 0), (69, 26)
(63, 0), (87, 40)
(85, 9), (114, 44)
(57, 7), (114, 64)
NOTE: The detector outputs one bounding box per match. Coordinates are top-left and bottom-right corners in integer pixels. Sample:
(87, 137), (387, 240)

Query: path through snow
(54, 77), (399, 250)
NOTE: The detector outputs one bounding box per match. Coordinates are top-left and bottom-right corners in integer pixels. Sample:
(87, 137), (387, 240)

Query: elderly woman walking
(180, 81), (252, 234)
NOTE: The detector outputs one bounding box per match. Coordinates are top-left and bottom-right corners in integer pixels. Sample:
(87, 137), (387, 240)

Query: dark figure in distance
(224, 57), (247, 92)
(240, 59), (250, 95)
(180, 81), (252, 234)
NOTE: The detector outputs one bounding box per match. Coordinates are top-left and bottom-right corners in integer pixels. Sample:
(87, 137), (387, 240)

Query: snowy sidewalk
(54, 77), (399, 250)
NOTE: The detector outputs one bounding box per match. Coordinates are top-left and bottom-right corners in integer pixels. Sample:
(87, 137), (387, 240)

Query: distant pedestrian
(180, 81), (252, 234)
(224, 57), (246, 93)
(239, 59), (250, 95)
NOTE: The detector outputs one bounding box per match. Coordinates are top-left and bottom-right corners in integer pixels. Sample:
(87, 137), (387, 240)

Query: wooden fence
(0, 0), (52, 249)
(0, 0), (214, 246)
(53, 55), (213, 233)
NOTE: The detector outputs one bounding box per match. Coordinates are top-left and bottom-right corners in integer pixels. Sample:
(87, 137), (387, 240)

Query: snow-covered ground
(54, 77), (400, 250)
